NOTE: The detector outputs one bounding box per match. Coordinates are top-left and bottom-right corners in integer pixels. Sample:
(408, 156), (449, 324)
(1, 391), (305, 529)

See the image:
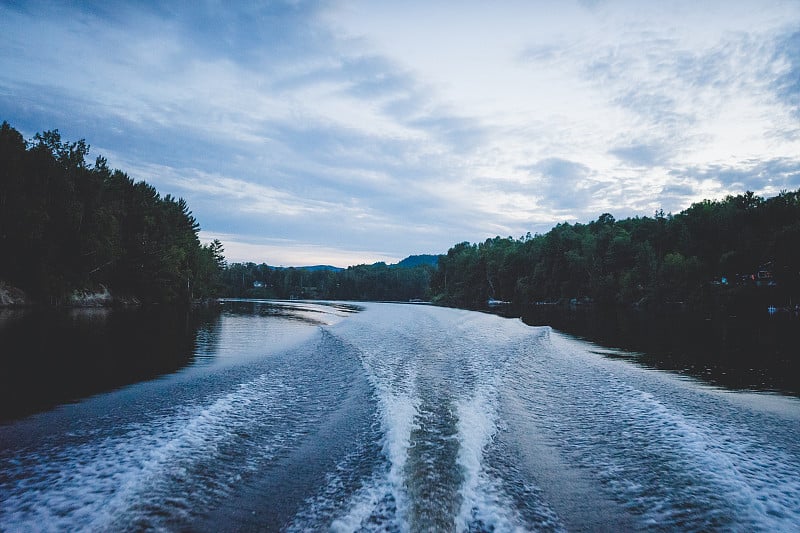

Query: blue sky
(2, 0), (799, 266)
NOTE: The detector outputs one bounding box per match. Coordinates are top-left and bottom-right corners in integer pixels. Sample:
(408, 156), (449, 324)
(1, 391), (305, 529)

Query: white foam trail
(293, 391), (416, 533)
(453, 343), (564, 532)
(285, 416), (392, 533)
(327, 475), (396, 533)
(327, 313), (423, 531)
(13, 302), (789, 531)
(525, 331), (800, 531)
(0, 372), (303, 531)
(381, 390), (419, 527)
(455, 387), (525, 532)
(329, 304), (555, 532)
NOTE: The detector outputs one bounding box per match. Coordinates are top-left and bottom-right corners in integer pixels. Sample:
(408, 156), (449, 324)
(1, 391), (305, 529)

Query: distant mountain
(269, 255), (437, 271)
(302, 265), (345, 272)
(270, 265), (344, 272)
(396, 254), (439, 268)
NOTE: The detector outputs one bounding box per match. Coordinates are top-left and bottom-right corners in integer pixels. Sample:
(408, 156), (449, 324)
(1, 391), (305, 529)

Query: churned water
(1, 301), (798, 531)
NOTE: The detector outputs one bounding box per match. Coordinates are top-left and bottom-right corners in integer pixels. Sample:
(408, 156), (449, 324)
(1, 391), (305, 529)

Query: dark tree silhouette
(0, 121), (224, 304)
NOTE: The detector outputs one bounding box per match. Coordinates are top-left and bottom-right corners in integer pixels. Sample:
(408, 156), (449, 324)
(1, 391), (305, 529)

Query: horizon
(210, 189), (787, 269)
(2, 1), (798, 267)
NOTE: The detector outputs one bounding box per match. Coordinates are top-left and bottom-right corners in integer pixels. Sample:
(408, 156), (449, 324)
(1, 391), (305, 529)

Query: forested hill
(0, 122), (225, 305)
(430, 191), (800, 311)
(396, 254), (438, 268)
(7, 119), (796, 311)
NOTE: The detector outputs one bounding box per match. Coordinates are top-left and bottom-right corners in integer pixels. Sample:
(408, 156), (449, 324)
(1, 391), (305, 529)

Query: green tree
(0, 122), (225, 304)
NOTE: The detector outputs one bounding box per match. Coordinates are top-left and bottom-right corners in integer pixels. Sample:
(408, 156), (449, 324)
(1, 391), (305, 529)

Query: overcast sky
(2, 1), (799, 266)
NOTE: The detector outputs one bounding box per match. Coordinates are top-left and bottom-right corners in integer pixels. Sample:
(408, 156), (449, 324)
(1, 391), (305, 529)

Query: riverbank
(0, 282), (27, 307)
(0, 281), (144, 308)
(68, 285), (138, 307)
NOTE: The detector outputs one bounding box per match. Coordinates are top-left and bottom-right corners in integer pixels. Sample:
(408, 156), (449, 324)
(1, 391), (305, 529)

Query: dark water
(1, 301), (799, 531)
(0, 306), (209, 421)
(510, 304), (800, 396)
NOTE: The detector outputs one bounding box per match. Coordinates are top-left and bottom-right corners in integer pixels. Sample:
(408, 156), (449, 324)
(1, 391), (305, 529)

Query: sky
(1, 0), (799, 266)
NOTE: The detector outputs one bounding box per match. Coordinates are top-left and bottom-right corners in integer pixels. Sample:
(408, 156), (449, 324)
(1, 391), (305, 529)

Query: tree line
(220, 259), (435, 302)
(217, 191), (800, 313)
(6, 120), (797, 313)
(430, 191), (800, 312)
(0, 122), (225, 305)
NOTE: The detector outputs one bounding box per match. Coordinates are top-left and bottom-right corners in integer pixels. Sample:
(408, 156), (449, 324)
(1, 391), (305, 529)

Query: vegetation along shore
(3, 120), (799, 321)
(1, 122), (225, 306)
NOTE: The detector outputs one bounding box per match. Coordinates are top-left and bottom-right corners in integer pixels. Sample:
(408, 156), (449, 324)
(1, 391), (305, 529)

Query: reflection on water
(0, 300), (363, 423)
(513, 304), (800, 395)
(220, 299), (362, 326)
(0, 307), (220, 422)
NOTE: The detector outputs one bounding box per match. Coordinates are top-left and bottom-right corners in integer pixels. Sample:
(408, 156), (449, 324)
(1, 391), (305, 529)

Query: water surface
(1, 301), (798, 531)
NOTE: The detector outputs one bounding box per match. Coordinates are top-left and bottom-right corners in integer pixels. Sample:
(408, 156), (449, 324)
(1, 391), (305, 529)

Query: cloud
(609, 144), (669, 167)
(532, 158), (591, 182)
(2, 1), (800, 265)
(518, 44), (563, 64)
(529, 158), (604, 209)
(772, 31), (800, 119)
(671, 158), (800, 195)
(657, 180), (700, 212)
(482, 157), (610, 220)
(581, 24), (800, 166)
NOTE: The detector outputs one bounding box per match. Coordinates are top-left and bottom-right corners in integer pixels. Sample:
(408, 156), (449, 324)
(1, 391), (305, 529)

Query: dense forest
(220, 256), (436, 302)
(431, 191), (800, 313)
(4, 119), (798, 316)
(205, 189), (800, 315)
(0, 122), (225, 305)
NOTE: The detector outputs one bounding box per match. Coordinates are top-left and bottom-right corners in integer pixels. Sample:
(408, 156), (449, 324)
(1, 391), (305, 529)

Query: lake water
(514, 304), (800, 395)
(1, 300), (799, 531)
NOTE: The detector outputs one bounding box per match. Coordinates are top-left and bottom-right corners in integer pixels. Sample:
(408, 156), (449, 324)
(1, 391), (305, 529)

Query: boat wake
(2, 302), (799, 531)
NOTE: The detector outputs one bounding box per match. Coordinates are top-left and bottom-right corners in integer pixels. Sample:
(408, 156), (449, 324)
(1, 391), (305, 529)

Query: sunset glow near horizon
(2, 0), (799, 266)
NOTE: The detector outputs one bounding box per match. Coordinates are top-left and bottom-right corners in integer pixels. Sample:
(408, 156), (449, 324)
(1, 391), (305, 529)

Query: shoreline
(0, 281), (141, 309)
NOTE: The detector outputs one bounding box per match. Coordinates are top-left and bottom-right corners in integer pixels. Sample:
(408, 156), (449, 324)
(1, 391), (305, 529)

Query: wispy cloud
(609, 144), (671, 168)
(2, 0), (799, 265)
(671, 158), (800, 195)
(771, 30), (800, 123)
